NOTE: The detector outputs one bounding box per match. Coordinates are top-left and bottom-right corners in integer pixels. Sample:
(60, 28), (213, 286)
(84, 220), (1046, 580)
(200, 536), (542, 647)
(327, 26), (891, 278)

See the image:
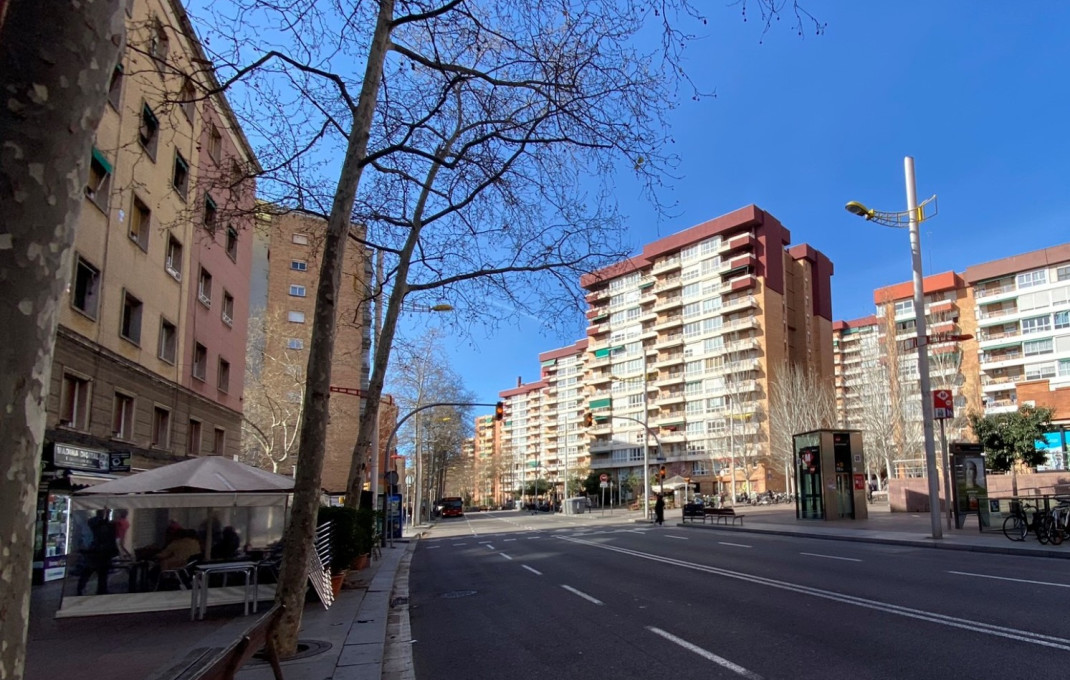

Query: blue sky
(416, 2), (1070, 410)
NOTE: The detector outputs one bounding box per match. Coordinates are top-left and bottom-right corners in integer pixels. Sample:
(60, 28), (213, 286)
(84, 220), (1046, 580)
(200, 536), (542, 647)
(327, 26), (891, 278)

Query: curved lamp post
(845, 156), (942, 539)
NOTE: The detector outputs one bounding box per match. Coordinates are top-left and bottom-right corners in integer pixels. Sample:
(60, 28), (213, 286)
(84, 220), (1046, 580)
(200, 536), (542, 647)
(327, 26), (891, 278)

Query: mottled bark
(270, 0), (395, 658)
(0, 0), (124, 677)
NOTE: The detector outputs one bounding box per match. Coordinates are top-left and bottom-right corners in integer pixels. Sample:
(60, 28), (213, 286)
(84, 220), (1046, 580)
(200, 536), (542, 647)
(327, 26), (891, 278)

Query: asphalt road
(409, 510), (1070, 680)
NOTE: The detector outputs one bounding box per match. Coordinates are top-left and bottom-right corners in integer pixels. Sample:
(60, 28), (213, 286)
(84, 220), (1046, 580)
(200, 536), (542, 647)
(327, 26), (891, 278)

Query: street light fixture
(845, 155), (942, 539)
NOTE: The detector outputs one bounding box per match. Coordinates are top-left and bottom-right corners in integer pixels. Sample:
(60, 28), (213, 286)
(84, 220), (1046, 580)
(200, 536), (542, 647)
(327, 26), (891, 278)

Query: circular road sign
(599, 473), (609, 482)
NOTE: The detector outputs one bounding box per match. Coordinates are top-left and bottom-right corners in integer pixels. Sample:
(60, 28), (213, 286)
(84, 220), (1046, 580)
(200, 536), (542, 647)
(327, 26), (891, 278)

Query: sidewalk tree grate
(439, 590), (477, 599)
(250, 639), (332, 665)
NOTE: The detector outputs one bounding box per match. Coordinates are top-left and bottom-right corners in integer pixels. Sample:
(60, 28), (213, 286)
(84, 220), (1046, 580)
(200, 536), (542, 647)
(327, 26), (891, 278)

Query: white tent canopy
(653, 475), (689, 493)
(76, 456), (293, 496)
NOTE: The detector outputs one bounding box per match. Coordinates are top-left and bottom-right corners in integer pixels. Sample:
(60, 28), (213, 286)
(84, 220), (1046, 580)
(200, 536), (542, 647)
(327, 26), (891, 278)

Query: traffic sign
(599, 481), (609, 489)
(599, 473), (609, 482)
(933, 389), (954, 420)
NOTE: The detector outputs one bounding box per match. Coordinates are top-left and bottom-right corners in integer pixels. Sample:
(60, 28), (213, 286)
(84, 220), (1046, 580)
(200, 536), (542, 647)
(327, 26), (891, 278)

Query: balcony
(652, 255), (682, 274)
(719, 232), (756, 255)
(654, 314), (684, 332)
(659, 391), (686, 406)
(655, 276), (683, 293)
(586, 321), (611, 337)
(974, 283), (1016, 300)
(981, 373), (1023, 392)
(977, 329), (1022, 348)
(585, 288), (609, 304)
(653, 371), (686, 388)
(653, 353), (685, 370)
(983, 399), (1018, 415)
(719, 274), (757, 295)
(720, 295), (757, 315)
(653, 295), (683, 313)
(659, 332), (685, 349)
(979, 349), (1024, 367)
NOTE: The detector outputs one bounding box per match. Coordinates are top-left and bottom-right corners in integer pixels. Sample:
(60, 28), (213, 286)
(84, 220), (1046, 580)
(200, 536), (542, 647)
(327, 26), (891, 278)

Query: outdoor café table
(190, 560), (258, 620)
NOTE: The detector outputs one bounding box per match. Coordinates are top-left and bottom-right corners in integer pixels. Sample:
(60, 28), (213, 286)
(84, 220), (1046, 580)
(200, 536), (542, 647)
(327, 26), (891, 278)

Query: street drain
(249, 639), (332, 665)
(439, 590), (477, 599)
(391, 596), (409, 607)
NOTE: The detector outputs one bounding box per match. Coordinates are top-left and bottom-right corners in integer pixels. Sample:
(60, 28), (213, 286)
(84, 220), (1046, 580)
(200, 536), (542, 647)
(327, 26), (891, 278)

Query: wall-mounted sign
(109, 451), (131, 473)
(53, 444), (110, 472)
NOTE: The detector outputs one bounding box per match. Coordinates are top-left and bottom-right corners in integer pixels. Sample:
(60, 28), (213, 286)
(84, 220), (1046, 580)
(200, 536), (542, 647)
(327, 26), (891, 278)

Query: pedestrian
(76, 510), (118, 596)
(654, 493), (665, 526)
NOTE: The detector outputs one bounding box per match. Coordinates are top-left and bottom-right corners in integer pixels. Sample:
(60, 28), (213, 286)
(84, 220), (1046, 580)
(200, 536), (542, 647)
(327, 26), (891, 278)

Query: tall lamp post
(845, 155), (942, 539)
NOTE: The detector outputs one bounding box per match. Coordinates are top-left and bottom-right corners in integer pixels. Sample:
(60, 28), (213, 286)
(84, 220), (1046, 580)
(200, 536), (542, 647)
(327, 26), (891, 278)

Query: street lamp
(845, 155), (942, 539)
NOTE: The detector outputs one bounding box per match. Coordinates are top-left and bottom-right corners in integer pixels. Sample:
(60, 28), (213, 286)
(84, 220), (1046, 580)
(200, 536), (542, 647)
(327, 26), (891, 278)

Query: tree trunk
(271, 0), (395, 658)
(0, 1), (123, 677)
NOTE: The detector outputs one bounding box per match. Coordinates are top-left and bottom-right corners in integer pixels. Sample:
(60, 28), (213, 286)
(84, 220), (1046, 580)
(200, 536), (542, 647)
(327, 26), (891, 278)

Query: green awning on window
(589, 397), (612, 410)
(593, 348), (611, 358)
(638, 280), (654, 289)
(540, 359), (557, 368)
(91, 147), (113, 176)
(660, 420), (686, 429)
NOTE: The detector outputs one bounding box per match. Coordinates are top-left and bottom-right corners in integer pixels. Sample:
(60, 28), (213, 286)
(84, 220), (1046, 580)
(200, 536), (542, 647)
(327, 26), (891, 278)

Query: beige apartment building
(499, 378), (547, 502)
(246, 210), (373, 496)
(578, 205), (834, 499)
(35, 0), (258, 582)
(471, 414), (502, 507)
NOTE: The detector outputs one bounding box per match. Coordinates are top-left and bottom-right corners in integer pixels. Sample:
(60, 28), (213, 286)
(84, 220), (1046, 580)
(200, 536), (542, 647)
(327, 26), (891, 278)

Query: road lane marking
(485, 544), (495, 550)
(558, 535), (1070, 651)
(527, 536), (540, 540)
(949, 570), (1070, 588)
(452, 543), (467, 546)
(648, 627), (762, 679)
(504, 538), (517, 542)
(522, 565), (542, 576)
(718, 542), (752, 548)
(665, 535), (688, 540)
(800, 552), (861, 562)
(561, 585), (603, 605)
(426, 545), (441, 549)
(479, 541), (492, 544)
(500, 553), (513, 560)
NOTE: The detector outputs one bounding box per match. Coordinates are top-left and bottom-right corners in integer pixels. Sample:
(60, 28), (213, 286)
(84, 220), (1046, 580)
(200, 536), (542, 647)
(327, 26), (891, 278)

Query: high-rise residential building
(246, 210), (372, 496)
(35, 0), (258, 582)
(499, 378), (547, 501)
(472, 414), (501, 506)
(531, 340), (589, 499)
(832, 315), (879, 429)
(579, 205), (834, 498)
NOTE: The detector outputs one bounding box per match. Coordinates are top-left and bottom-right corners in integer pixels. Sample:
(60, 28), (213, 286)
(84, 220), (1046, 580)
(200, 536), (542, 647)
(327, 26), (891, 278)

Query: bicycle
(1041, 498), (1070, 545)
(1002, 501), (1050, 543)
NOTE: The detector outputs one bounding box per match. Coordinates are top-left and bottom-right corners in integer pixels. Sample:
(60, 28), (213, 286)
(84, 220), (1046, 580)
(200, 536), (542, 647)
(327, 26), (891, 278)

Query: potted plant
(351, 508), (375, 570)
(317, 506), (360, 594)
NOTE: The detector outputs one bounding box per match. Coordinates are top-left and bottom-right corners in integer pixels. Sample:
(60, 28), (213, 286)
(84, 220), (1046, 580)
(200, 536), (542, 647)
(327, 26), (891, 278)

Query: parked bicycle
(1002, 500), (1050, 544)
(1041, 497), (1070, 545)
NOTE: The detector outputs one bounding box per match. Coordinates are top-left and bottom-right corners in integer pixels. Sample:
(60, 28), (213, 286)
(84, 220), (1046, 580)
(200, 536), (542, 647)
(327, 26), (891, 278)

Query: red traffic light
(494, 401), (505, 421)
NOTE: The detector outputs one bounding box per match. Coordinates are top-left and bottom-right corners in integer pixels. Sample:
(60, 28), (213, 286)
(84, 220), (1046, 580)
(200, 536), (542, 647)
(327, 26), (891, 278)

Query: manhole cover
(439, 590), (477, 599)
(250, 639), (332, 665)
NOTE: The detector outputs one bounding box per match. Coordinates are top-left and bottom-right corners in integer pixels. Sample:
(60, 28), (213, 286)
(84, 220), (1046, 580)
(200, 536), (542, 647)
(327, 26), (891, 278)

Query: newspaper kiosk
(793, 429), (868, 521)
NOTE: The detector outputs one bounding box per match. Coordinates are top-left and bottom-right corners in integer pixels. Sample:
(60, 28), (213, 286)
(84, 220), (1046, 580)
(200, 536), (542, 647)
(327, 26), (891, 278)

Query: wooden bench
(681, 503), (707, 523)
(704, 507), (745, 525)
(147, 604), (285, 680)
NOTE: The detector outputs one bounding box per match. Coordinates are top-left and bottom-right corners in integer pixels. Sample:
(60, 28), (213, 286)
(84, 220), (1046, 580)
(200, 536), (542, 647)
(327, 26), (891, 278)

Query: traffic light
(583, 411), (593, 427)
(659, 465), (666, 480)
(494, 401), (504, 421)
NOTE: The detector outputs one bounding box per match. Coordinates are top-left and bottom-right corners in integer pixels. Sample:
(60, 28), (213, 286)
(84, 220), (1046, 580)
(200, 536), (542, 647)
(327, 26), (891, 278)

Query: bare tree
(185, 0), (821, 652)
(768, 361), (837, 493)
(0, 1), (124, 675)
(241, 309), (308, 474)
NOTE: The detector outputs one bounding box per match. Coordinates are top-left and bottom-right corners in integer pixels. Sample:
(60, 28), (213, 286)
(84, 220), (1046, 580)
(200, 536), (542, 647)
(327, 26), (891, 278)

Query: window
(288, 310), (305, 323)
(1060, 359), (1070, 377)
(151, 406), (171, 449)
(292, 233), (309, 245)
(192, 343), (207, 381)
(165, 236), (183, 280)
(203, 194), (217, 232)
(120, 290), (143, 344)
(291, 260), (307, 271)
(72, 256), (101, 318)
(289, 284), (306, 297)
(894, 299), (914, 316)
(85, 149), (112, 209)
(107, 64), (123, 109)
(1058, 266), (1070, 282)
(207, 124), (223, 162)
(222, 292), (234, 326)
(225, 227), (238, 261)
(198, 267), (212, 306)
(158, 318), (176, 363)
(214, 427), (226, 455)
(112, 392), (135, 440)
(1024, 339), (1053, 356)
(129, 195), (150, 250)
(60, 374), (91, 430)
(1025, 363), (1057, 381)
(139, 103), (159, 158)
(1055, 310), (1069, 330)
(179, 80), (195, 122)
(1017, 270), (1047, 289)
(287, 338), (304, 350)
(172, 152), (189, 199)
(150, 21), (170, 67)
(217, 357), (230, 392)
(187, 419), (202, 455)
(1021, 315), (1051, 335)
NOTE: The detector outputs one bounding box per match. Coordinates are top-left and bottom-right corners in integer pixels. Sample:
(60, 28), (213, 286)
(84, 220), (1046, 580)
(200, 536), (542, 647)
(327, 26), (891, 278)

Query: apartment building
(472, 414), (501, 506)
(535, 340), (590, 497)
(246, 210), (372, 495)
(832, 316), (879, 429)
(499, 378), (547, 500)
(579, 205), (834, 498)
(35, 0), (258, 582)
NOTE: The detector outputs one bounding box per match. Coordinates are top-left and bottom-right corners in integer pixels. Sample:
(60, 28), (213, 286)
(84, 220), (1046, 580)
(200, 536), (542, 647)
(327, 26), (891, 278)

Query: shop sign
(109, 451), (131, 473)
(53, 444), (110, 472)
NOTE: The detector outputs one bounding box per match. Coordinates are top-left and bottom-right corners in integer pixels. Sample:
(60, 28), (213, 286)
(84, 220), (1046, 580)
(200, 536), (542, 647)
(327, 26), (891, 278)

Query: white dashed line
(800, 552), (861, 562)
(522, 565), (542, 576)
(561, 585), (603, 605)
(665, 535), (688, 540)
(504, 538), (517, 542)
(648, 627), (762, 679)
(718, 542), (751, 549)
(500, 553), (513, 560)
(949, 570), (1070, 588)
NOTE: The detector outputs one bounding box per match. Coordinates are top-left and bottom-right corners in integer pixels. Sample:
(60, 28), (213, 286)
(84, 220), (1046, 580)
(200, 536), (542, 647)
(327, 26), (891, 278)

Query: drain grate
(439, 590), (477, 599)
(391, 596), (409, 607)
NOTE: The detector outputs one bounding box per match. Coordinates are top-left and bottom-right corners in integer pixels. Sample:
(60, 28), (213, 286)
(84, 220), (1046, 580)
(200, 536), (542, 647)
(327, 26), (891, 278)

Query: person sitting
(152, 530), (202, 588)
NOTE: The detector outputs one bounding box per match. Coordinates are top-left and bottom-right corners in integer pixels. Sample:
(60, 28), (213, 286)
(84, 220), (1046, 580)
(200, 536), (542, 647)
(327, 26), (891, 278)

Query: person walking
(654, 494), (665, 526)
